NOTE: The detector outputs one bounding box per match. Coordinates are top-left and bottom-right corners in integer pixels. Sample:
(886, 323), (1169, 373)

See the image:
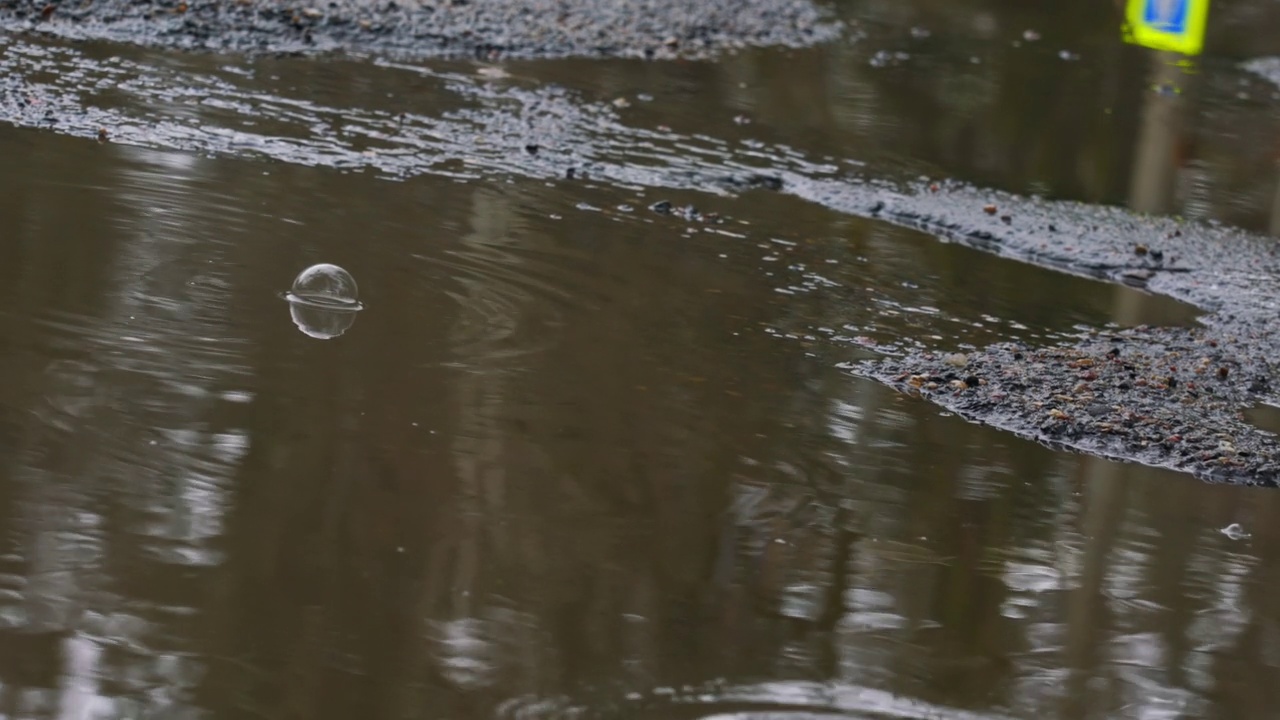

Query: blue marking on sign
(1143, 0), (1189, 35)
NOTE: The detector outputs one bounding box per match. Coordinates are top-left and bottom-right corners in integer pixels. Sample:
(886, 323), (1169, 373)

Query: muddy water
(4, 0), (1280, 719)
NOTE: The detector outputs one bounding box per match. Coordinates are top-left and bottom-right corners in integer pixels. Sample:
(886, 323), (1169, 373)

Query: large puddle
(1, 0), (1280, 718)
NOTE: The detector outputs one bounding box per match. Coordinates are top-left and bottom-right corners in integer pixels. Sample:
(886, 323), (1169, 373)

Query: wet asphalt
(831, 177), (1280, 486)
(0, 0), (842, 59)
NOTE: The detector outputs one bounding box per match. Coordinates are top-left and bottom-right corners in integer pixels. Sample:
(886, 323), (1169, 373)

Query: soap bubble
(288, 263), (360, 308)
(282, 263), (362, 340)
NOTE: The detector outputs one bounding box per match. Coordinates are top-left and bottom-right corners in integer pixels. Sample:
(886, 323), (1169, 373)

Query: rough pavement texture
(834, 178), (1280, 486)
(0, 0), (842, 59)
(869, 326), (1280, 486)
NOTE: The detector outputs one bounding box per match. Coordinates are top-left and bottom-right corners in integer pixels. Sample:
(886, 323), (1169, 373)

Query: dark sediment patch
(0, 0), (842, 60)
(861, 324), (1280, 487)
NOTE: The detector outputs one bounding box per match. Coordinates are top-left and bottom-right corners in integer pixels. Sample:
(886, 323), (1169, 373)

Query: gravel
(836, 179), (1280, 486)
(864, 324), (1280, 486)
(0, 0), (843, 60)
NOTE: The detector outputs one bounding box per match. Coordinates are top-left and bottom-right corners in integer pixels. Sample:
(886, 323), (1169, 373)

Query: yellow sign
(1123, 0), (1210, 56)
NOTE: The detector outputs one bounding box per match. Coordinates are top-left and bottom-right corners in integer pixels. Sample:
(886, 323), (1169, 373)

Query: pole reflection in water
(1128, 52), (1196, 218)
